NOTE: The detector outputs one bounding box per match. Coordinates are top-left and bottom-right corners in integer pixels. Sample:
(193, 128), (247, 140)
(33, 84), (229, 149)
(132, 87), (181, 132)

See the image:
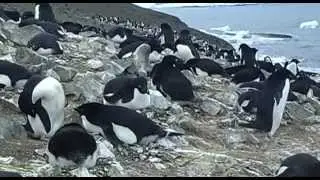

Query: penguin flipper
(35, 100), (51, 133)
(101, 126), (124, 146)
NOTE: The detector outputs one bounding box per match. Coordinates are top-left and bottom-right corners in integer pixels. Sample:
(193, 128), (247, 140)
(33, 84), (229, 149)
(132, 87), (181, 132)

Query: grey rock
(46, 69), (61, 81)
(224, 128), (247, 145)
(87, 59), (104, 70)
(305, 116), (320, 125)
(213, 91), (238, 107)
(286, 102), (314, 121)
(200, 98), (223, 116)
(104, 61), (125, 75)
(95, 71), (116, 84)
(0, 54), (14, 63)
(15, 47), (49, 65)
(53, 65), (77, 82)
(0, 21), (44, 46)
(72, 72), (104, 103)
(149, 89), (171, 109)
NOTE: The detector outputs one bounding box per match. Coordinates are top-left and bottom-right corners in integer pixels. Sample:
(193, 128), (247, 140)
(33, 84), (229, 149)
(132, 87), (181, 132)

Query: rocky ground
(0, 3), (319, 177)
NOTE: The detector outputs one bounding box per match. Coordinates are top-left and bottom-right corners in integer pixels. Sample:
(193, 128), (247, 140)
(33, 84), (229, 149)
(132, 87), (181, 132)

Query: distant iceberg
(299, 20), (319, 29)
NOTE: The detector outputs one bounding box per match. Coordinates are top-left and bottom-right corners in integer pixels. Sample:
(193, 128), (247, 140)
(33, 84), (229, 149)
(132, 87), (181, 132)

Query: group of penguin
(0, 3), (318, 177)
(94, 15), (148, 32)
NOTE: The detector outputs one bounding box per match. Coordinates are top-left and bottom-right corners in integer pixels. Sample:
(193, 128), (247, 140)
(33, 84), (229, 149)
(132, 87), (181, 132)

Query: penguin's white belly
(37, 48), (55, 55)
(116, 88), (151, 110)
(81, 115), (105, 136)
(286, 62), (297, 76)
(122, 52), (133, 58)
(159, 34), (165, 45)
(175, 44), (194, 62)
(28, 114), (48, 138)
(149, 51), (163, 63)
(47, 150), (76, 168)
(276, 166), (288, 176)
(194, 67), (208, 77)
(0, 74), (12, 87)
(270, 79), (290, 137)
(111, 35), (127, 43)
(34, 5), (40, 20)
(111, 122), (137, 144)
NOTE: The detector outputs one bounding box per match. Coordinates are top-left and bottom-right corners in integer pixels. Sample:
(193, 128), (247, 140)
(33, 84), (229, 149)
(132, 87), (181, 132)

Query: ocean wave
(201, 27), (287, 51)
(299, 20), (319, 29)
(133, 3), (260, 9)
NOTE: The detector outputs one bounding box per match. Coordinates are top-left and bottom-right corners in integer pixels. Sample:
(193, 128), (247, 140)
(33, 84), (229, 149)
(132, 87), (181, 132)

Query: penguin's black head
(264, 56), (272, 63)
(276, 66), (296, 80)
(74, 103), (103, 117)
(27, 41), (39, 51)
(274, 63), (283, 71)
(132, 77), (149, 94)
(35, 3), (50, 6)
(291, 58), (301, 64)
(161, 55), (185, 70)
(160, 23), (171, 31)
(147, 38), (162, 53)
(124, 28), (133, 36)
(251, 47), (258, 55)
(21, 11), (34, 20)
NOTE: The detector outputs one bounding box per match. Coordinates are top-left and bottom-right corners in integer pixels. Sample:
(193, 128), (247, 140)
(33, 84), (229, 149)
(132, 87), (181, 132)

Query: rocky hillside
(0, 3), (233, 50)
(0, 3), (319, 177)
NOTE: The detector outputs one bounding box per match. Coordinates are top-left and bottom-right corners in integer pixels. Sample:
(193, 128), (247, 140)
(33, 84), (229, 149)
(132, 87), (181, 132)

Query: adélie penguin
(74, 102), (184, 146)
(158, 23), (175, 51)
(275, 153), (320, 177)
(103, 76), (150, 110)
(238, 66), (294, 137)
(27, 32), (63, 55)
(150, 55), (194, 101)
(34, 3), (56, 23)
(47, 123), (98, 177)
(174, 29), (200, 62)
(183, 58), (230, 78)
(18, 75), (65, 140)
(0, 60), (32, 89)
(120, 38), (162, 77)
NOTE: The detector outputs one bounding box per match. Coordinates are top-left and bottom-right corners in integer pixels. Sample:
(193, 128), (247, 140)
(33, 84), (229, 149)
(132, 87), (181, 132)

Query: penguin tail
(160, 128), (184, 138)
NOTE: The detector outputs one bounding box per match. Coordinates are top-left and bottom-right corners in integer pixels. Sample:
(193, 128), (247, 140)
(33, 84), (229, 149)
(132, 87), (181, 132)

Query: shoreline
(0, 3), (234, 50)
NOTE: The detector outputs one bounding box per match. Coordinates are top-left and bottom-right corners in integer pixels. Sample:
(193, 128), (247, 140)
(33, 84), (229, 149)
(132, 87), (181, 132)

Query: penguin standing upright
(238, 43), (257, 67)
(174, 29), (200, 62)
(150, 55), (194, 101)
(34, 3), (56, 22)
(75, 102), (184, 146)
(120, 38), (162, 77)
(18, 75), (65, 139)
(238, 66), (293, 136)
(158, 23), (175, 51)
